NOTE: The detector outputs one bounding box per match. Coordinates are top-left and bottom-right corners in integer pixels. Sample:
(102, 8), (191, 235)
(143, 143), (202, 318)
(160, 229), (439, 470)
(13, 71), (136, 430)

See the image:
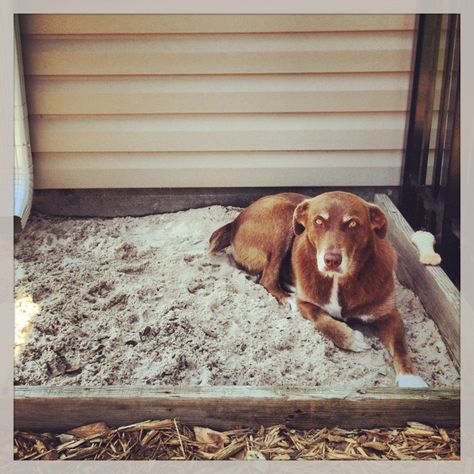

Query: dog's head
(292, 192), (387, 276)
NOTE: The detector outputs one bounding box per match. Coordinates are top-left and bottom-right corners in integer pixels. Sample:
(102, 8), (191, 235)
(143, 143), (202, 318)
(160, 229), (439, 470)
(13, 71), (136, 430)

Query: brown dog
(210, 192), (428, 388)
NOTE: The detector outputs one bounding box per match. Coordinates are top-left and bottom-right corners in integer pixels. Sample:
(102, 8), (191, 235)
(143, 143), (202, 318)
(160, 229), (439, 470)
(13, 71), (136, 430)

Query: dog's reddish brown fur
(210, 192), (426, 385)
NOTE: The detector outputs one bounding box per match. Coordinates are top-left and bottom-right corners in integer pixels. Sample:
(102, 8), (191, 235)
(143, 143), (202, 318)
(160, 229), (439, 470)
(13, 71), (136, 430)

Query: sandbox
(14, 195), (460, 431)
(14, 205), (459, 390)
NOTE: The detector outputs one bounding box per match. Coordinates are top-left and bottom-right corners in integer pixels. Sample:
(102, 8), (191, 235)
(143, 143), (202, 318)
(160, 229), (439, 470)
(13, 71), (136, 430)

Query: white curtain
(14, 16), (33, 232)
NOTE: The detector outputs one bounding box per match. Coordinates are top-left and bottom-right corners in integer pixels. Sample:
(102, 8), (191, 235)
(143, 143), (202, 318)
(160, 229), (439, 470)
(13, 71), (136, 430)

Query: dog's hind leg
(259, 255), (289, 304)
(259, 235), (294, 304)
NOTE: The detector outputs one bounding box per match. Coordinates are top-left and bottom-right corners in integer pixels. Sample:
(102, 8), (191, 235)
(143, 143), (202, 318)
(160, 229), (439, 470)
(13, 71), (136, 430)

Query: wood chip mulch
(14, 419), (460, 461)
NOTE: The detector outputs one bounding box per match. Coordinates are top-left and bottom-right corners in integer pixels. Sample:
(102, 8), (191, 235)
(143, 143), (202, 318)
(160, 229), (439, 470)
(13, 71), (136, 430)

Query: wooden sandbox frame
(14, 194), (460, 432)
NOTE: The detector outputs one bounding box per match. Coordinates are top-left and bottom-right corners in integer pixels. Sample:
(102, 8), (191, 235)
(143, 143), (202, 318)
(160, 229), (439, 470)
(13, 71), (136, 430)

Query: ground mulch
(14, 419), (460, 461)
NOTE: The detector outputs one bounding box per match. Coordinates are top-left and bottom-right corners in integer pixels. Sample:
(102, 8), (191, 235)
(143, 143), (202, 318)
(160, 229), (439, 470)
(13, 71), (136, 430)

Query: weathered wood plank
(32, 187), (399, 217)
(375, 194), (460, 371)
(14, 386), (460, 432)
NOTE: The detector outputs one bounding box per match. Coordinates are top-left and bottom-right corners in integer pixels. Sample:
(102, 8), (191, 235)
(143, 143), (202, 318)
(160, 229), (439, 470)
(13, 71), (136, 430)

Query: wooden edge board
(374, 194), (460, 371)
(32, 187), (399, 217)
(14, 385), (460, 432)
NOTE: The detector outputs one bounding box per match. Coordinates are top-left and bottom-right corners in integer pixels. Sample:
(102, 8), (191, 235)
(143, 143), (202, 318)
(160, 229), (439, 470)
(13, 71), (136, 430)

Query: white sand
(14, 206), (459, 389)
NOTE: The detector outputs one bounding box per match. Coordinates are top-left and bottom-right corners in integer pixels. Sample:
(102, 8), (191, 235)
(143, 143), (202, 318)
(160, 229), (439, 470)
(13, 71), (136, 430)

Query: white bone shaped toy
(410, 231), (442, 266)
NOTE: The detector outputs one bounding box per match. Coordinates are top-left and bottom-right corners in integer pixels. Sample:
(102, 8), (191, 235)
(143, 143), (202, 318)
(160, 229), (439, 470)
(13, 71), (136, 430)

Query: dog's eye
(315, 218), (324, 225)
(348, 220), (358, 229)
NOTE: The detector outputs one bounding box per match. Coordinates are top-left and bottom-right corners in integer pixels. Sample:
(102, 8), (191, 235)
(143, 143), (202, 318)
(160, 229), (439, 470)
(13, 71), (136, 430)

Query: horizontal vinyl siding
(27, 73), (412, 115)
(30, 113), (408, 153)
(34, 151), (403, 188)
(22, 32), (414, 75)
(21, 14), (417, 189)
(21, 14), (417, 34)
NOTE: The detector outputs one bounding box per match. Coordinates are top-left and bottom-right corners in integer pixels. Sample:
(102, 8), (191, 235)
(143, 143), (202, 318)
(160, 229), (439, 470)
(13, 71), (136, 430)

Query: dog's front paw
(284, 295), (298, 313)
(347, 330), (370, 352)
(396, 374), (429, 388)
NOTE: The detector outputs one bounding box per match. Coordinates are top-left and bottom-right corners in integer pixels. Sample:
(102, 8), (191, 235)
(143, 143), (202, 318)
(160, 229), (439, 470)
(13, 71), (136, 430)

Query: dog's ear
(293, 200), (309, 235)
(367, 203), (388, 238)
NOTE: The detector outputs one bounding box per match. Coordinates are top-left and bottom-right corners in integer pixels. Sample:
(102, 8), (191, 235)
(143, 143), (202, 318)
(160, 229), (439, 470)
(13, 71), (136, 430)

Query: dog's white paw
(284, 295), (298, 313)
(348, 330), (370, 352)
(396, 374), (429, 388)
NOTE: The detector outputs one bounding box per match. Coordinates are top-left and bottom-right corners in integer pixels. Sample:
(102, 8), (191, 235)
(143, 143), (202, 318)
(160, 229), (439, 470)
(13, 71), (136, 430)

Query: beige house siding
(21, 14), (417, 189)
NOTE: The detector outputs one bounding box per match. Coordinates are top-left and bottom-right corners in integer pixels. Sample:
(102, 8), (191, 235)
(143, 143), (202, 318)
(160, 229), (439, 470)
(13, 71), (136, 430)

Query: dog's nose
(324, 252), (342, 269)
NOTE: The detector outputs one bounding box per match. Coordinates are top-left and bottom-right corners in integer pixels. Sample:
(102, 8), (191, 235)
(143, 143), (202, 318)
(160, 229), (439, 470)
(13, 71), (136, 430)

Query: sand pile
(14, 206), (459, 388)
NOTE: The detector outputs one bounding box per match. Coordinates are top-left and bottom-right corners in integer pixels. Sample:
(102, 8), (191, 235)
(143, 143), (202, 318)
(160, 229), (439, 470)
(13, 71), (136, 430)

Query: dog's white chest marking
(322, 276), (342, 320)
(356, 314), (376, 323)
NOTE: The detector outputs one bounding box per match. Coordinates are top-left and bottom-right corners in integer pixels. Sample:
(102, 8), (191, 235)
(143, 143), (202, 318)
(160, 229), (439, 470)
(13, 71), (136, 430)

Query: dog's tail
(209, 222), (233, 254)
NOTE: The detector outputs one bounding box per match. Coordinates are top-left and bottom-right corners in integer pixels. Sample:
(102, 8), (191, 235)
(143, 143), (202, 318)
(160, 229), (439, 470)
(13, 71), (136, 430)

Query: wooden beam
(375, 193), (460, 371)
(14, 386), (459, 432)
(32, 187), (399, 217)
